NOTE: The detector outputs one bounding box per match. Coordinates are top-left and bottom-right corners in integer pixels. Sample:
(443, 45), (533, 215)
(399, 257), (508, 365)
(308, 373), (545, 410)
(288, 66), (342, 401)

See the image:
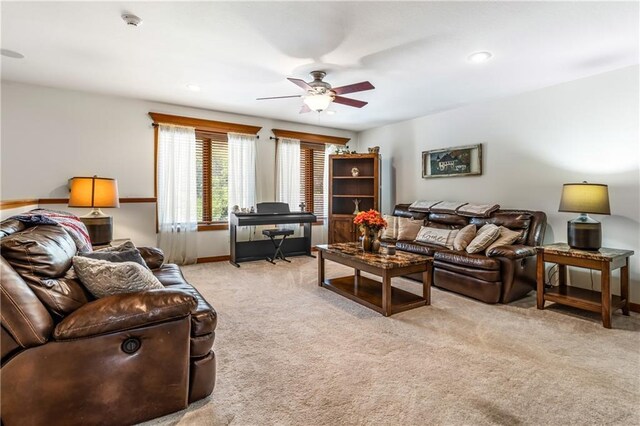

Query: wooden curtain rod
(151, 123), (259, 138)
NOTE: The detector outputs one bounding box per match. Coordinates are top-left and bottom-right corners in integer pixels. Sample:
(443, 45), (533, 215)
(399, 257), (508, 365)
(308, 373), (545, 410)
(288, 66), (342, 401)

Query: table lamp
(558, 181), (610, 251)
(68, 176), (120, 245)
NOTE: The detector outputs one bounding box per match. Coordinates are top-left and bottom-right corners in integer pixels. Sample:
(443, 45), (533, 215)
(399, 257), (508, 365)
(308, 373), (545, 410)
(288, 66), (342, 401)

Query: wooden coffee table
(316, 243), (432, 316)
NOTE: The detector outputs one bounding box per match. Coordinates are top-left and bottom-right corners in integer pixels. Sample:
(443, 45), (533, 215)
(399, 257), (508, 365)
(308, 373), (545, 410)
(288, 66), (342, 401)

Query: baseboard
(197, 255), (230, 263)
(630, 302), (640, 313)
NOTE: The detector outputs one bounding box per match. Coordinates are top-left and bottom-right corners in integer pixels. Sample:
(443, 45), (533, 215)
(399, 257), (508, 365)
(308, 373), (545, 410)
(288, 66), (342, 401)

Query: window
(299, 142), (325, 218)
(150, 112), (262, 230)
(196, 132), (228, 222)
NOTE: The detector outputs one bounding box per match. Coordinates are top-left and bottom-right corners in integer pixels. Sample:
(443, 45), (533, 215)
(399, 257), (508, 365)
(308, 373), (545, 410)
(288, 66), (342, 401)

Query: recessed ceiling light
(467, 51), (493, 63)
(186, 84), (201, 92)
(326, 110), (336, 115)
(1, 49), (25, 59)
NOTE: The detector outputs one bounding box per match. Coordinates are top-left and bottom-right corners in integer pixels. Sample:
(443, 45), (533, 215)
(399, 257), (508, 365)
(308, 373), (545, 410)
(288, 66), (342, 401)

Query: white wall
(1, 81), (356, 255)
(357, 66), (640, 303)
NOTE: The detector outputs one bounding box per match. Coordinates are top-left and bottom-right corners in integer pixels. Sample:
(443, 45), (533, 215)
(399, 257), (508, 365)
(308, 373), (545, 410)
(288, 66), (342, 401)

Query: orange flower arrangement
(353, 209), (387, 233)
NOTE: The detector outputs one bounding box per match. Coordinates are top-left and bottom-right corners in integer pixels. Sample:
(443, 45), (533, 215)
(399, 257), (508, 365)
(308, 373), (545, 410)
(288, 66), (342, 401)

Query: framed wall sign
(422, 144), (482, 178)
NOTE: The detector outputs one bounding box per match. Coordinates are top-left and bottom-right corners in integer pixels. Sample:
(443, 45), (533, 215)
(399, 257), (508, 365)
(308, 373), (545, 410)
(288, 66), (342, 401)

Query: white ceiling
(1, 1), (638, 131)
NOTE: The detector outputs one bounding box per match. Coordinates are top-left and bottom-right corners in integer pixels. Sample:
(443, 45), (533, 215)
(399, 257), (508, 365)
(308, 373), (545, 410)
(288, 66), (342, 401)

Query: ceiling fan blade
(256, 95), (302, 100)
(332, 81), (375, 95)
(333, 96), (368, 108)
(287, 78), (312, 90)
(299, 104), (312, 114)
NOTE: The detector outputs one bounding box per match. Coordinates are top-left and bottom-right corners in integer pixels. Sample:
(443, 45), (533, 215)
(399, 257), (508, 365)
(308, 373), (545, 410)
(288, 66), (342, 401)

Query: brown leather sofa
(390, 204), (546, 304)
(0, 219), (217, 425)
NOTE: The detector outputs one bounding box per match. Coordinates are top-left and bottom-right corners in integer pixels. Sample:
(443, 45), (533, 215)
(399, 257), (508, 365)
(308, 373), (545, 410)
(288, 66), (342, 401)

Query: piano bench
(262, 228), (295, 264)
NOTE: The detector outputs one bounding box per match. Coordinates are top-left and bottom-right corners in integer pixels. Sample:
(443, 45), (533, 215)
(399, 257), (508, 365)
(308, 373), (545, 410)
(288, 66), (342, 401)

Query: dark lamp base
(80, 216), (113, 246)
(567, 220), (601, 251)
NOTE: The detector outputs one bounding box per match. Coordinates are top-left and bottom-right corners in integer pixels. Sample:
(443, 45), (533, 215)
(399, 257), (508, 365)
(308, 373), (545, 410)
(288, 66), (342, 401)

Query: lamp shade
(558, 182), (610, 215)
(69, 176), (120, 208)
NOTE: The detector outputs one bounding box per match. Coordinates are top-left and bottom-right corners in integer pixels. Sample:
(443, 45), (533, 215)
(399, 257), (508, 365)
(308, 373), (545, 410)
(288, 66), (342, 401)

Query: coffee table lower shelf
(322, 275), (426, 316)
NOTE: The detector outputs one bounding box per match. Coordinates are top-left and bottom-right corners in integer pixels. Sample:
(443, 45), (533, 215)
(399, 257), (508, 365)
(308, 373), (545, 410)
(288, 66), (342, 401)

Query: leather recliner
(389, 204), (546, 304)
(0, 219), (217, 425)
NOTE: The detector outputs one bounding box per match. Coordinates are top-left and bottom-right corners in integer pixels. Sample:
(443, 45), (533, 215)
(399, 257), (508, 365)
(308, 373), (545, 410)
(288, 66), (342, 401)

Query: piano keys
(229, 202), (317, 267)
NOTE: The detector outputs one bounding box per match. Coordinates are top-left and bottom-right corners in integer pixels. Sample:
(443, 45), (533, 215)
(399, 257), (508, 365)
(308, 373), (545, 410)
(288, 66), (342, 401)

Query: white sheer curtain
(157, 125), (198, 265)
(276, 137), (301, 211)
(228, 133), (257, 213)
(322, 144), (337, 242)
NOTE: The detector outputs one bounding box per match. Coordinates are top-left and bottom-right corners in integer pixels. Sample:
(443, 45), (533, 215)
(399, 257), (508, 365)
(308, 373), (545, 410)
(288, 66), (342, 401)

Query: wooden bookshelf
(328, 153), (380, 243)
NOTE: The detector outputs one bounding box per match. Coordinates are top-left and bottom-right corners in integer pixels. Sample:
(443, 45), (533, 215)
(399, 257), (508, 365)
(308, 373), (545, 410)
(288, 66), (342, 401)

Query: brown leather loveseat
(390, 204), (546, 304)
(0, 219), (217, 425)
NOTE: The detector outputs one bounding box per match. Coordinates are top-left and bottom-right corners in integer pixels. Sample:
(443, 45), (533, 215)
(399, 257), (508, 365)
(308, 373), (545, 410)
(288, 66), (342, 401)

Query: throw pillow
(466, 224), (501, 254)
(381, 215), (398, 240)
(453, 224), (477, 251)
(79, 248), (147, 268)
(72, 256), (164, 299)
(396, 217), (423, 241)
(415, 226), (459, 250)
(485, 226), (522, 253)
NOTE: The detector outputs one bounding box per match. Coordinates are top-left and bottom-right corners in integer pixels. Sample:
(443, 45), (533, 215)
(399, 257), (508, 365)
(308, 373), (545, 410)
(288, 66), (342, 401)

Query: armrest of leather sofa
(138, 246), (165, 269)
(54, 289), (197, 340)
(486, 244), (537, 259)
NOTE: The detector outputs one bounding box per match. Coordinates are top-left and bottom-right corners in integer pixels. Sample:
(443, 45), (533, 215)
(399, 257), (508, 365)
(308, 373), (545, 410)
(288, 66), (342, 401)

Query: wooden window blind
(299, 142), (325, 218)
(196, 131), (228, 223)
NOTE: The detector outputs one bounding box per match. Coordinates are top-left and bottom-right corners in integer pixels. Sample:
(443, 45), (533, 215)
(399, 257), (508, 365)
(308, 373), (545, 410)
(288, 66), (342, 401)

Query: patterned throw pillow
(72, 256), (164, 299)
(415, 226), (459, 250)
(485, 226), (522, 253)
(381, 215), (398, 240)
(453, 224), (477, 251)
(396, 217), (423, 241)
(466, 224), (501, 254)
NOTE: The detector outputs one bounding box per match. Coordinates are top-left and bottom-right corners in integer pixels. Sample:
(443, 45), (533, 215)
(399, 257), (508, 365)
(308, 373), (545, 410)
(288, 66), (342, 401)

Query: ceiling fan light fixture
(303, 93), (333, 112)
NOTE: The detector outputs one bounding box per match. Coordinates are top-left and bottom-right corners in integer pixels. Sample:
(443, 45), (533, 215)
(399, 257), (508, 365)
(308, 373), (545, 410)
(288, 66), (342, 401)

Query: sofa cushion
(396, 241), (444, 256)
(466, 224), (501, 254)
(434, 260), (502, 282)
(1, 225), (91, 317)
(434, 250), (501, 270)
(72, 256), (164, 298)
(397, 217), (423, 241)
(485, 226), (522, 254)
(154, 264), (218, 335)
(453, 224), (477, 251)
(426, 213), (469, 228)
(415, 226), (458, 249)
(393, 204), (428, 220)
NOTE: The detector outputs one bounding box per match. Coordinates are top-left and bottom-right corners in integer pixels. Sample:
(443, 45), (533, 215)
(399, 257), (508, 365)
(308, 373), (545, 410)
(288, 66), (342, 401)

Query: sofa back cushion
(392, 204), (427, 221)
(1, 225), (91, 318)
(426, 213), (469, 229)
(0, 256), (54, 349)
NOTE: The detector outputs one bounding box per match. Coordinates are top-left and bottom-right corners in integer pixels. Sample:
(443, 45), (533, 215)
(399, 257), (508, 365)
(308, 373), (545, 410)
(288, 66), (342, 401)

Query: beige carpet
(143, 256), (640, 425)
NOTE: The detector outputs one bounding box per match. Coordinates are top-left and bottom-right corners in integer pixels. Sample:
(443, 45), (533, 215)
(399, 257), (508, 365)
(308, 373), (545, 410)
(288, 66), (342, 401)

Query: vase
(361, 231), (372, 252)
(371, 231), (381, 253)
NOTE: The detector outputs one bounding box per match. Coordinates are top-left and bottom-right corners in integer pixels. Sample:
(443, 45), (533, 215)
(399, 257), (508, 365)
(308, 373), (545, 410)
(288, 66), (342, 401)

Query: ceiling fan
(257, 71), (375, 113)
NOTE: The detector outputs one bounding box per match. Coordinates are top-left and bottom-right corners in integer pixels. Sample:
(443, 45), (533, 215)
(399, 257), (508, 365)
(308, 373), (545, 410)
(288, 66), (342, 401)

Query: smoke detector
(122, 14), (142, 27)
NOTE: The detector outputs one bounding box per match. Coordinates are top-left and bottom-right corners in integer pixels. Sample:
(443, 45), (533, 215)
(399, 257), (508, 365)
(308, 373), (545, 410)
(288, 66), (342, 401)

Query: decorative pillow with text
(415, 226), (459, 250)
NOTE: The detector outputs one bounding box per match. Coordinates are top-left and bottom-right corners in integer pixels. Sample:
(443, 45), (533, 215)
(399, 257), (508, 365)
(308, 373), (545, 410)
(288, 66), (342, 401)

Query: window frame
(150, 112), (261, 232)
(271, 129), (351, 227)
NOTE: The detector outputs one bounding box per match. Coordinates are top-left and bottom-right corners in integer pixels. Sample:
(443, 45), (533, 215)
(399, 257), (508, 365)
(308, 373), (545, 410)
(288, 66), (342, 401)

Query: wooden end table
(316, 243), (432, 316)
(536, 243), (634, 328)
